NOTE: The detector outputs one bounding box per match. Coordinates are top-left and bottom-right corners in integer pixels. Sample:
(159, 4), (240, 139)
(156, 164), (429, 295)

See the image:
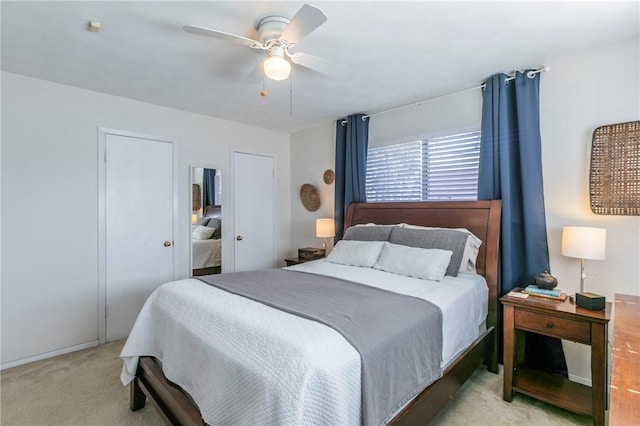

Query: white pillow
(192, 225), (215, 240)
(325, 240), (384, 268)
(373, 242), (452, 281)
(400, 224), (482, 273)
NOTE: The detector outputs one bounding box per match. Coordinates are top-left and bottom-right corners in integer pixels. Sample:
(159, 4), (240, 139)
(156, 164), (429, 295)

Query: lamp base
(575, 292), (605, 310)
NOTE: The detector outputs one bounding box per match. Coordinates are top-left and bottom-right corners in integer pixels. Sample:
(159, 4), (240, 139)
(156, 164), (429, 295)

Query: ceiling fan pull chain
(260, 77), (268, 98)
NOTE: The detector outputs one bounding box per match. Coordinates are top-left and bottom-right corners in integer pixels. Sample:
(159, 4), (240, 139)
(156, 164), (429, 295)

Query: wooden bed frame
(130, 200), (502, 425)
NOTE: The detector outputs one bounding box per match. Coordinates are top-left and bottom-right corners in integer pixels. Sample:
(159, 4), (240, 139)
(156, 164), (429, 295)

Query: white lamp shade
(191, 213), (198, 225)
(561, 226), (606, 260)
(316, 218), (335, 238)
(263, 56), (291, 81)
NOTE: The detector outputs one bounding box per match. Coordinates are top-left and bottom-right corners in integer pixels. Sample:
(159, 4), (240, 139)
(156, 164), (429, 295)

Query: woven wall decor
(300, 183), (321, 212)
(589, 120), (640, 215)
(192, 183), (202, 212)
(323, 169), (335, 184)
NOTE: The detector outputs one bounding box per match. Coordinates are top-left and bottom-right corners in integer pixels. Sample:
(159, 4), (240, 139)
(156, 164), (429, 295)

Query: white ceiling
(2, 1), (638, 134)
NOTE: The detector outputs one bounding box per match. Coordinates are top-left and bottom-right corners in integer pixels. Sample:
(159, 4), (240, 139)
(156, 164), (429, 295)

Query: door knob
(236, 235), (243, 241)
(163, 240), (172, 247)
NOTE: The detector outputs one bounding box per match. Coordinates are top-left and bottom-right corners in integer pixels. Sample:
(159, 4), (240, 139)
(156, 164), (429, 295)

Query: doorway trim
(97, 127), (179, 344)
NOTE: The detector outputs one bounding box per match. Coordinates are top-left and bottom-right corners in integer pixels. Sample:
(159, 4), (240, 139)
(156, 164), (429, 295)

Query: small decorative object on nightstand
(286, 246), (326, 266)
(533, 270), (558, 290)
(298, 247), (325, 260)
(501, 290), (611, 426)
(575, 292), (606, 310)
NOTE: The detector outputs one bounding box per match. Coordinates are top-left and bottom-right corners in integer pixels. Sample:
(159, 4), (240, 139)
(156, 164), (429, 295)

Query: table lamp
(561, 226), (606, 309)
(316, 219), (335, 254)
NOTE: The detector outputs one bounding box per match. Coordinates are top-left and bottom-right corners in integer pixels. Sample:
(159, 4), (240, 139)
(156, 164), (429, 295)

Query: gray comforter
(199, 269), (443, 426)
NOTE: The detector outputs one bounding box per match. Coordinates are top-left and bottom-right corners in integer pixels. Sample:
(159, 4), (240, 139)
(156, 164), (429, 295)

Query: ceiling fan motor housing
(256, 15), (290, 45)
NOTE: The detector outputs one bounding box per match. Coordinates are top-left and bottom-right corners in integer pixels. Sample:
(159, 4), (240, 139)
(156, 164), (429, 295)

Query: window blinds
(366, 140), (423, 202)
(365, 130), (480, 202)
(214, 172), (222, 205)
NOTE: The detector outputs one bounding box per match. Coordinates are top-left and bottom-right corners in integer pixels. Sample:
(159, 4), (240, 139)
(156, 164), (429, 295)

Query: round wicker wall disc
(323, 169), (335, 184)
(300, 184), (321, 211)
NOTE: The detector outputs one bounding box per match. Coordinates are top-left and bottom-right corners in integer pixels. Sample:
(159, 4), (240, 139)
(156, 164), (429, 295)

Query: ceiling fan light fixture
(263, 56), (291, 81)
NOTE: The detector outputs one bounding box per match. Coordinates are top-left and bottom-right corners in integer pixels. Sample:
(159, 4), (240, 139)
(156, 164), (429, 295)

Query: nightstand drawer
(515, 310), (590, 344)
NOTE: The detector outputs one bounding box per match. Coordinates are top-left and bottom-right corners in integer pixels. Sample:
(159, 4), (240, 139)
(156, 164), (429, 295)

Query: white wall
(540, 39), (640, 382)
(290, 123), (336, 253)
(290, 38), (640, 383)
(368, 89), (482, 147)
(1, 72), (291, 365)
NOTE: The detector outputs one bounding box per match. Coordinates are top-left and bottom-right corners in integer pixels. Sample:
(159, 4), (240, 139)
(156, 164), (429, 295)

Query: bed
(123, 200), (501, 425)
(192, 205), (222, 274)
(192, 238), (222, 269)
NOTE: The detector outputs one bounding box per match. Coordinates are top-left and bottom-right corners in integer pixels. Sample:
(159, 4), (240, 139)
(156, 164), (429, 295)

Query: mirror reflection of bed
(191, 166), (222, 276)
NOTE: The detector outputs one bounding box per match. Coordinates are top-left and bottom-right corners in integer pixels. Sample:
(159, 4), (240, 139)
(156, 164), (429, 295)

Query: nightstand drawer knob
(546, 322), (554, 329)
(236, 235), (243, 241)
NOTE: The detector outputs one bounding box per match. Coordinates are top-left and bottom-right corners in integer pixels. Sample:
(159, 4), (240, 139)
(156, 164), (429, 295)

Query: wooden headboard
(203, 205), (222, 218)
(344, 200), (502, 331)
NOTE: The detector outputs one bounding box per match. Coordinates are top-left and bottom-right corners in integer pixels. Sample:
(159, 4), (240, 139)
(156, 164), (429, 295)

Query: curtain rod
(340, 66), (550, 125)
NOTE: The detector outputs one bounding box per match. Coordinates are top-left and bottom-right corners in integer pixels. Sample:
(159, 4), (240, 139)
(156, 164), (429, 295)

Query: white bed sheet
(121, 262), (488, 425)
(192, 237), (221, 269)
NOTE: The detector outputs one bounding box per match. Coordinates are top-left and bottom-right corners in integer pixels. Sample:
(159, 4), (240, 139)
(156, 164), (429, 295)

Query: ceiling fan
(183, 3), (339, 81)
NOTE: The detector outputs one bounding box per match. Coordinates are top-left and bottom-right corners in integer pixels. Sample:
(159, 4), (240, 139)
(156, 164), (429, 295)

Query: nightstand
(284, 257), (304, 266)
(501, 291), (611, 426)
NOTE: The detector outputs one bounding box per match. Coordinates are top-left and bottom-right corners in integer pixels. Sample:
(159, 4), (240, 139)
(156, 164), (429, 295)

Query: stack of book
(524, 285), (567, 301)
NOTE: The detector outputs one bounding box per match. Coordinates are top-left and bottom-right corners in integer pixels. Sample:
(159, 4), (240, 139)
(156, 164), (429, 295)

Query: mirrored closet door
(190, 166), (222, 276)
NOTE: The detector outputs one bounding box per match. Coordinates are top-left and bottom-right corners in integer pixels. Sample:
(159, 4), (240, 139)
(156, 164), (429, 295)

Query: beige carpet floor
(1, 341), (591, 425)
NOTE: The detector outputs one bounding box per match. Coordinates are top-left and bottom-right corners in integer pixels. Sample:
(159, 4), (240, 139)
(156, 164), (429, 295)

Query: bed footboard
(132, 357), (204, 425)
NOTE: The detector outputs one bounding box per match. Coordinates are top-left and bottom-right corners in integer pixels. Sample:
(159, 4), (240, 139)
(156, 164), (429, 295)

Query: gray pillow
(206, 217), (222, 239)
(343, 225), (395, 241)
(389, 227), (469, 277)
(196, 217), (210, 227)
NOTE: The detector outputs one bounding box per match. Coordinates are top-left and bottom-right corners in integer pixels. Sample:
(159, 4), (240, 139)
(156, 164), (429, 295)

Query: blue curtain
(478, 72), (550, 290)
(478, 71), (567, 376)
(202, 168), (217, 208)
(334, 114), (369, 240)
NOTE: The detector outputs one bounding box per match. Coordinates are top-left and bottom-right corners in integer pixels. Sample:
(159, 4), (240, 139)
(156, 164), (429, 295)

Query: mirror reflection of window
(191, 167), (222, 276)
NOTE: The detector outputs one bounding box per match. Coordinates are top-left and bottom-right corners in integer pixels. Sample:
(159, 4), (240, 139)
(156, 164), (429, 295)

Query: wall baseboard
(0, 340), (99, 371)
(569, 373), (591, 387)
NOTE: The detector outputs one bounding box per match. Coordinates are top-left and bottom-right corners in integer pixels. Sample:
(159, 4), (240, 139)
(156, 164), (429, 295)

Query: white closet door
(233, 152), (276, 272)
(105, 133), (174, 341)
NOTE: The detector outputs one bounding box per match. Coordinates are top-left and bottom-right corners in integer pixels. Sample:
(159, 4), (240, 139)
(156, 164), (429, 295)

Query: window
(365, 130), (481, 202)
(214, 171), (222, 205)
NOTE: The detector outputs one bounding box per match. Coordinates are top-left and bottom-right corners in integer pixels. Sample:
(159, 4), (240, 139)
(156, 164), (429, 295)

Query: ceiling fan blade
(290, 53), (345, 78)
(183, 25), (263, 49)
(280, 4), (328, 44)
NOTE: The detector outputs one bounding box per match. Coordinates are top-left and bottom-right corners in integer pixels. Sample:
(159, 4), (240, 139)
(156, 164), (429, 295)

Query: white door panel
(105, 134), (174, 341)
(233, 152), (275, 272)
